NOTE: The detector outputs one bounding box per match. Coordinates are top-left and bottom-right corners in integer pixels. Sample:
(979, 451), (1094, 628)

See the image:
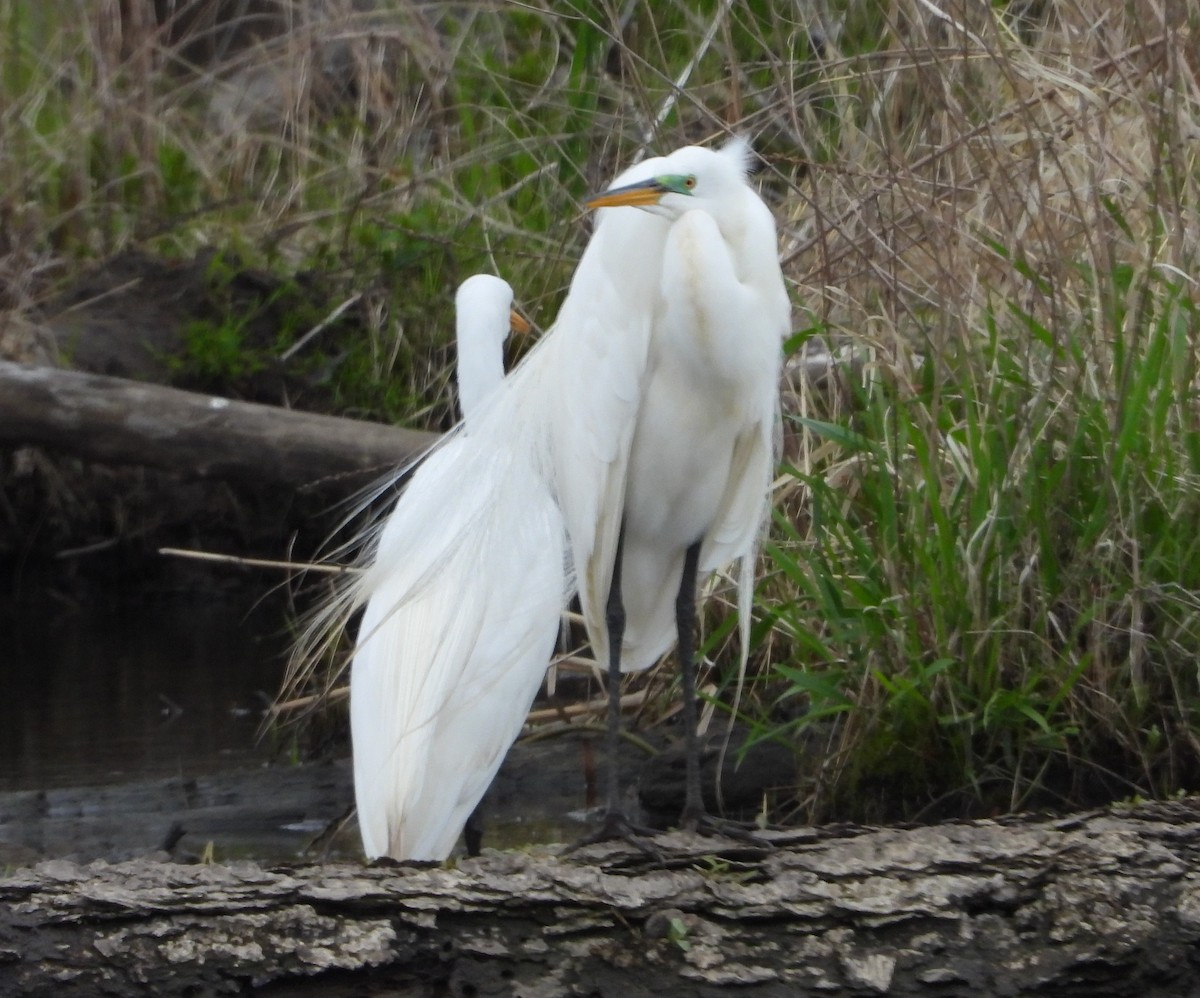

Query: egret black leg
(563, 527), (661, 858)
(603, 526), (627, 817)
(677, 539), (704, 829)
(463, 800), (484, 857)
(672, 541), (771, 849)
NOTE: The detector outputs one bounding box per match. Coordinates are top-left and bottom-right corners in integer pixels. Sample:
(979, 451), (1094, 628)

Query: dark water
(0, 586), (592, 863)
(0, 590), (286, 793)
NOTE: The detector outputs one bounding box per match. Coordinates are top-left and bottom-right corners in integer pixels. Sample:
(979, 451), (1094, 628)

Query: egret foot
(680, 808), (774, 847)
(563, 810), (664, 860)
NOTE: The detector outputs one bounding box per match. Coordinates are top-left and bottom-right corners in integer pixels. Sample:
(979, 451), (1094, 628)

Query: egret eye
(684, 176), (697, 190)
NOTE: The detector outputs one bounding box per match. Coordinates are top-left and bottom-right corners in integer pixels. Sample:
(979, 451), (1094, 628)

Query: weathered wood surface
(0, 361), (436, 486)
(3, 798), (1200, 996)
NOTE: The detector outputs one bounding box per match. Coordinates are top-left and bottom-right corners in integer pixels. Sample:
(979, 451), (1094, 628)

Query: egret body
(548, 139), (790, 828)
(350, 275), (564, 861)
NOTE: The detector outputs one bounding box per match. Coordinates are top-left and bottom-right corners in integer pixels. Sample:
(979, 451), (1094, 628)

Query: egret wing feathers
(349, 277), (569, 861)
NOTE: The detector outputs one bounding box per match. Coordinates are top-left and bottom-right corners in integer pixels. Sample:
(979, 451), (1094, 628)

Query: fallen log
(3, 798), (1200, 996)
(0, 361), (436, 487)
(0, 348), (860, 490)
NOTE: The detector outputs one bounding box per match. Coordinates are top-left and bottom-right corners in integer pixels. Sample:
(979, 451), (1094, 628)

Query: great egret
(542, 137), (791, 832)
(350, 275), (566, 861)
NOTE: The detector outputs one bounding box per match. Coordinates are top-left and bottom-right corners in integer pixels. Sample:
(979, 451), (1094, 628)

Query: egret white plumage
(350, 275), (565, 860)
(453, 275), (531, 424)
(544, 137), (791, 832)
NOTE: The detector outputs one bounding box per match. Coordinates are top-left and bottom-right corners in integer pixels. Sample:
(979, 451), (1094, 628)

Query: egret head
(455, 274), (527, 341)
(454, 274), (529, 424)
(585, 138), (752, 222)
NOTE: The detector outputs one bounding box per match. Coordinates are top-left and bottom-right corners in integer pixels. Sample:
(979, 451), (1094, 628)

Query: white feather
(350, 277), (568, 861)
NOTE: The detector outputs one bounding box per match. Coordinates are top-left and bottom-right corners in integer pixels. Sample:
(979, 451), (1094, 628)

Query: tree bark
(0, 361), (436, 487)
(3, 798), (1200, 996)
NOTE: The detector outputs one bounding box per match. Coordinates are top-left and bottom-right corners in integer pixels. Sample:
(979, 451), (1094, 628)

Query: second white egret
(350, 275), (566, 861)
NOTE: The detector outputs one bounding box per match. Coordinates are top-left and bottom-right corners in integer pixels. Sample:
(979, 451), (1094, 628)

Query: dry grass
(761, 0), (1200, 820)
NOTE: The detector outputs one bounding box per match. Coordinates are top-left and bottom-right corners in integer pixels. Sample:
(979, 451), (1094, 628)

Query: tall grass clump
(755, 0), (1200, 821)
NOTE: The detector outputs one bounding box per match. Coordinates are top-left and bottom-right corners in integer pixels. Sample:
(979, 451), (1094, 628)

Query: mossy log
(0, 361), (435, 487)
(3, 798), (1200, 996)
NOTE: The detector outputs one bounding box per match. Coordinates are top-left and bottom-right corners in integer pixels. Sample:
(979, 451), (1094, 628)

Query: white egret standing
(350, 275), (566, 861)
(543, 138), (791, 833)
